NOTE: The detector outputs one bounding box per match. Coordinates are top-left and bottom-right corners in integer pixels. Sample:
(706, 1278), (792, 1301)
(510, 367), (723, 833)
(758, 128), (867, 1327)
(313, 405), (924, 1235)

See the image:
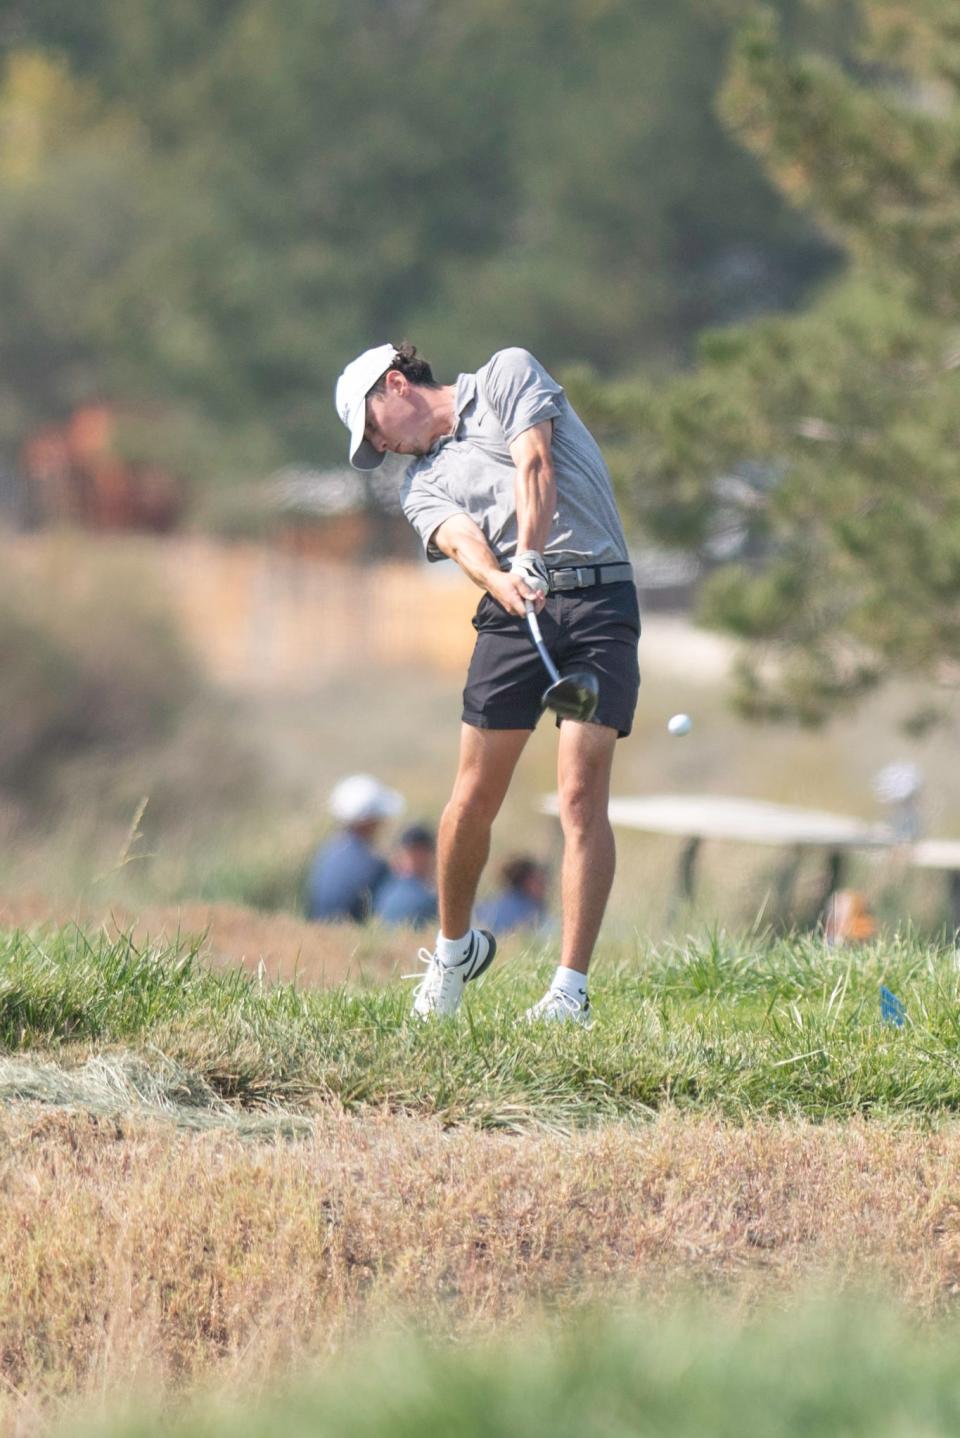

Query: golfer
(335, 343), (640, 1023)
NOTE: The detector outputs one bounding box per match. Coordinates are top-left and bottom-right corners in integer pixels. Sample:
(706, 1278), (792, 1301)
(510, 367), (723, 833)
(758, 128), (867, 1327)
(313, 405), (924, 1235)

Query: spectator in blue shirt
(475, 856), (549, 935)
(306, 774), (404, 923)
(373, 823), (438, 929)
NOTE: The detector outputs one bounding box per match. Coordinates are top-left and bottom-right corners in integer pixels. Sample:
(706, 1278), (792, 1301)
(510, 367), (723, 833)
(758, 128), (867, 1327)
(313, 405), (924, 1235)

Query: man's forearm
(514, 455), (556, 556)
(431, 513), (541, 614)
(446, 527), (504, 592)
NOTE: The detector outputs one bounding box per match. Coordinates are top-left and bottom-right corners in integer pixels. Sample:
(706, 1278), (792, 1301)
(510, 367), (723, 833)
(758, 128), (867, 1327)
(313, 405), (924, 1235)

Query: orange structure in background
(20, 405), (182, 532)
(823, 889), (877, 945)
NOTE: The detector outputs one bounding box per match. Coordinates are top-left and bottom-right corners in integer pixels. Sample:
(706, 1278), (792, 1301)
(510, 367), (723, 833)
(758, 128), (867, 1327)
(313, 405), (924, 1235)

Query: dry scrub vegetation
(3, 1106), (960, 1430)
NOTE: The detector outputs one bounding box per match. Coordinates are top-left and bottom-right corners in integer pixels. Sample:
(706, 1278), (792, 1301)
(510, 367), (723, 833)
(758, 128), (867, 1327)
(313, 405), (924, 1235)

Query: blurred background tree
(574, 0), (960, 724)
(1, 0), (955, 728)
(0, 0), (840, 490)
(0, 0), (957, 917)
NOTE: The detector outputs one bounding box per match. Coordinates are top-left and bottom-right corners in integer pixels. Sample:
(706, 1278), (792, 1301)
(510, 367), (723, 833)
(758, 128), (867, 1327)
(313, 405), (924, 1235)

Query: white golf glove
(510, 549), (550, 597)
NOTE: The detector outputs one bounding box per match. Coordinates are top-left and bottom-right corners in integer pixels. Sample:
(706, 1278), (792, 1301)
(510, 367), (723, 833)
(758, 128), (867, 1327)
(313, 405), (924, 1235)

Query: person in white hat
(305, 774), (404, 923)
(335, 342), (640, 1024)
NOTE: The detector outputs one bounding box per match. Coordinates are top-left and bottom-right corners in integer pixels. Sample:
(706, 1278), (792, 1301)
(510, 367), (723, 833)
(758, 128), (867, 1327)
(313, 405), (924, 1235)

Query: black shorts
(462, 581), (641, 738)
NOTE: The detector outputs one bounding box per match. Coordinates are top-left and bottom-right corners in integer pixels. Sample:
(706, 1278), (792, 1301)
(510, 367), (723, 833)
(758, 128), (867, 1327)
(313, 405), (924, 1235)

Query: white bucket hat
(328, 773), (405, 825)
(334, 343), (397, 471)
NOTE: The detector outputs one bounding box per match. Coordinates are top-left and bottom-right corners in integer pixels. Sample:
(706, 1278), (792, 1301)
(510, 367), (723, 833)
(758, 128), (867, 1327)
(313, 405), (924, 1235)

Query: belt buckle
(551, 569), (577, 592)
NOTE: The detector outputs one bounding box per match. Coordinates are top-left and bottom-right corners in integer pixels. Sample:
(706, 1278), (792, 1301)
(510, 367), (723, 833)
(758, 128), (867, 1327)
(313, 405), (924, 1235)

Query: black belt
(547, 562), (634, 592)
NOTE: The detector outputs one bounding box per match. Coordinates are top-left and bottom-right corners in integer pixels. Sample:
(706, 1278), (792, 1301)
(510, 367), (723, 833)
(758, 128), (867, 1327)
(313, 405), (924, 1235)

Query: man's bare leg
(556, 720), (618, 974)
(411, 724), (531, 1018)
(437, 723), (531, 938)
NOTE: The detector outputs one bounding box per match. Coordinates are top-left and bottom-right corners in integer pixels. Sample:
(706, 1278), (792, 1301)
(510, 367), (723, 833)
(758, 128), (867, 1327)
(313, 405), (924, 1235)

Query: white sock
(437, 930), (472, 966)
(552, 966), (588, 1004)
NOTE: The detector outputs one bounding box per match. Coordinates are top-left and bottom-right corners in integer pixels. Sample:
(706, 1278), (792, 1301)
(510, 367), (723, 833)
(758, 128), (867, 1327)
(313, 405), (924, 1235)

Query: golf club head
(541, 671), (599, 722)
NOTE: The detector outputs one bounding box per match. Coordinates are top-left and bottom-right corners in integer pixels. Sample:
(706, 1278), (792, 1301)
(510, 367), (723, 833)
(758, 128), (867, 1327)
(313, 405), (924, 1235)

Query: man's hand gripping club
(509, 551), (596, 719)
(506, 549), (549, 613)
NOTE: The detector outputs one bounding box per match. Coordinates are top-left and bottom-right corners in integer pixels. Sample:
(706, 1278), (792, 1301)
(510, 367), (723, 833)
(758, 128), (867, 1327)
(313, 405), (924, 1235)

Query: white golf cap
(334, 343), (397, 471)
(328, 773), (405, 825)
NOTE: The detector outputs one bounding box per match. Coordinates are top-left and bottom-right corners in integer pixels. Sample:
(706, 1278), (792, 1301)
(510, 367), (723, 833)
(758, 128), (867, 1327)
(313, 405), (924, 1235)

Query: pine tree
(595, 1), (960, 725)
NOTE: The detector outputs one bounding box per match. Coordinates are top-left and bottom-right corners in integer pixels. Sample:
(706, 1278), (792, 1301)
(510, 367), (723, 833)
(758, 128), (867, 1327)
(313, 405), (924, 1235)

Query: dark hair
(369, 341), (438, 393)
(501, 856), (544, 891)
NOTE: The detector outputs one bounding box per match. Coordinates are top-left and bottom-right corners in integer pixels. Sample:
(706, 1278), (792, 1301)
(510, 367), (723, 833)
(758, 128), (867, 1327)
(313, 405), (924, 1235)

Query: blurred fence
(165, 540), (480, 684)
(3, 535), (478, 687)
(2, 533), (734, 691)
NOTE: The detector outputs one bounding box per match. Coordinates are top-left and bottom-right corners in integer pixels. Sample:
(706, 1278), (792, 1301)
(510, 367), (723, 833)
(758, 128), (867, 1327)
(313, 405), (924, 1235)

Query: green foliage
(0, 53), (149, 440)
(0, 0), (836, 484)
(619, 2), (960, 722)
(6, 924), (960, 1127)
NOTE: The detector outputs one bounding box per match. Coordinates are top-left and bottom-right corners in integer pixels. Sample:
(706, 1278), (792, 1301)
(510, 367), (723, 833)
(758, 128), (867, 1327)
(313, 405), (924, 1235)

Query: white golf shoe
(410, 929), (497, 1018)
(524, 988), (593, 1027)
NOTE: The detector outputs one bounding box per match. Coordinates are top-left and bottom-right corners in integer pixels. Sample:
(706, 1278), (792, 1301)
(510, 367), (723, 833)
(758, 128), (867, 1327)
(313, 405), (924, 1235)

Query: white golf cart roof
(540, 793), (892, 849)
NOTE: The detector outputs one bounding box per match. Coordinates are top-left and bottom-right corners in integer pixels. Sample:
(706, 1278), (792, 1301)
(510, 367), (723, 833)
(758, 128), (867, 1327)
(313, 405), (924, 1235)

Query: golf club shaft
(524, 601), (561, 685)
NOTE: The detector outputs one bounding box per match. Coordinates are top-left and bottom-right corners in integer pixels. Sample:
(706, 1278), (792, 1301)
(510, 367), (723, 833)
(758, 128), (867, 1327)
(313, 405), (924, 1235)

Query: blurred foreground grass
(4, 924), (960, 1126)
(70, 1296), (960, 1438)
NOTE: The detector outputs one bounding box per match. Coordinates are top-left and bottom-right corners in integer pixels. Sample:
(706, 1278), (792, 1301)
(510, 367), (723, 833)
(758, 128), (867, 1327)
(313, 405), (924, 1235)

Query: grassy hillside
(2, 924), (959, 1129)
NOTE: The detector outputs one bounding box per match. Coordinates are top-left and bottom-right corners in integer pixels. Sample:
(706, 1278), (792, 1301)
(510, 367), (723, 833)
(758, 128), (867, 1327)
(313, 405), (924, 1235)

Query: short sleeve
(479, 348), (563, 444)
(400, 470), (463, 562)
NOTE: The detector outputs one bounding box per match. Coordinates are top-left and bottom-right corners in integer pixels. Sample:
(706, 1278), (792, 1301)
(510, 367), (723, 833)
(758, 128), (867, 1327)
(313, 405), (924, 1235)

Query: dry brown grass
(0, 895), (413, 988)
(3, 1107), (960, 1429)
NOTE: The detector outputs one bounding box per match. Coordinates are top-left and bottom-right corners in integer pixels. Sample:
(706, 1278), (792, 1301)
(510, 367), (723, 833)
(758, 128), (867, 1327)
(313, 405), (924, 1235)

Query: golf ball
(667, 712), (692, 737)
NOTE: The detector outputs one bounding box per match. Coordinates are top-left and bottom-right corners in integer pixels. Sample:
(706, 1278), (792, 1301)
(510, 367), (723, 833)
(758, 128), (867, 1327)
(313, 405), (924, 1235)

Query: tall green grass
(71, 1295), (960, 1438)
(2, 925), (960, 1126)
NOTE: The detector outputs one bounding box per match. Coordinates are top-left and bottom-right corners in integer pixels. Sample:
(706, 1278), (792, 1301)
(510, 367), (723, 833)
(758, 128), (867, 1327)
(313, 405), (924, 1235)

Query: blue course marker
(880, 985), (906, 1027)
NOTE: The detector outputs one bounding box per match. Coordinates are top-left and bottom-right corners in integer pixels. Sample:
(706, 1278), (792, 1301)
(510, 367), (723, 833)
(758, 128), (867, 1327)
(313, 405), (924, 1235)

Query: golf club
(524, 601), (599, 722)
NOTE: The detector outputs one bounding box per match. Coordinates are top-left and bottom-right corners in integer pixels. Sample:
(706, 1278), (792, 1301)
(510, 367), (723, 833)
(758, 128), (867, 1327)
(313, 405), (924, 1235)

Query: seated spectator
(306, 774), (403, 923)
(475, 855), (549, 934)
(373, 823), (439, 929)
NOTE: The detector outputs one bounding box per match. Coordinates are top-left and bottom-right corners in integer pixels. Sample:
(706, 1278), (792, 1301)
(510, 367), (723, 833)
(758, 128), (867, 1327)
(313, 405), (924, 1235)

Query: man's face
(364, 372), (428, 458)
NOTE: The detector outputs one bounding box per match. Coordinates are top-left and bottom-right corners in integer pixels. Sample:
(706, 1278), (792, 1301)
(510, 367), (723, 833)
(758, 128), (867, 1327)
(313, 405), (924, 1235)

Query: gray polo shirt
(399, 348), (629, 568)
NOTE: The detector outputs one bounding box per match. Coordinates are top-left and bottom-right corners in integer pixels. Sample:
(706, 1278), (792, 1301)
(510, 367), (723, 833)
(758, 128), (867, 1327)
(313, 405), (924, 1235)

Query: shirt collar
(453, 371), (477, 419)
(439, 373), (476, 448)
(420, 373), (477, 463)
